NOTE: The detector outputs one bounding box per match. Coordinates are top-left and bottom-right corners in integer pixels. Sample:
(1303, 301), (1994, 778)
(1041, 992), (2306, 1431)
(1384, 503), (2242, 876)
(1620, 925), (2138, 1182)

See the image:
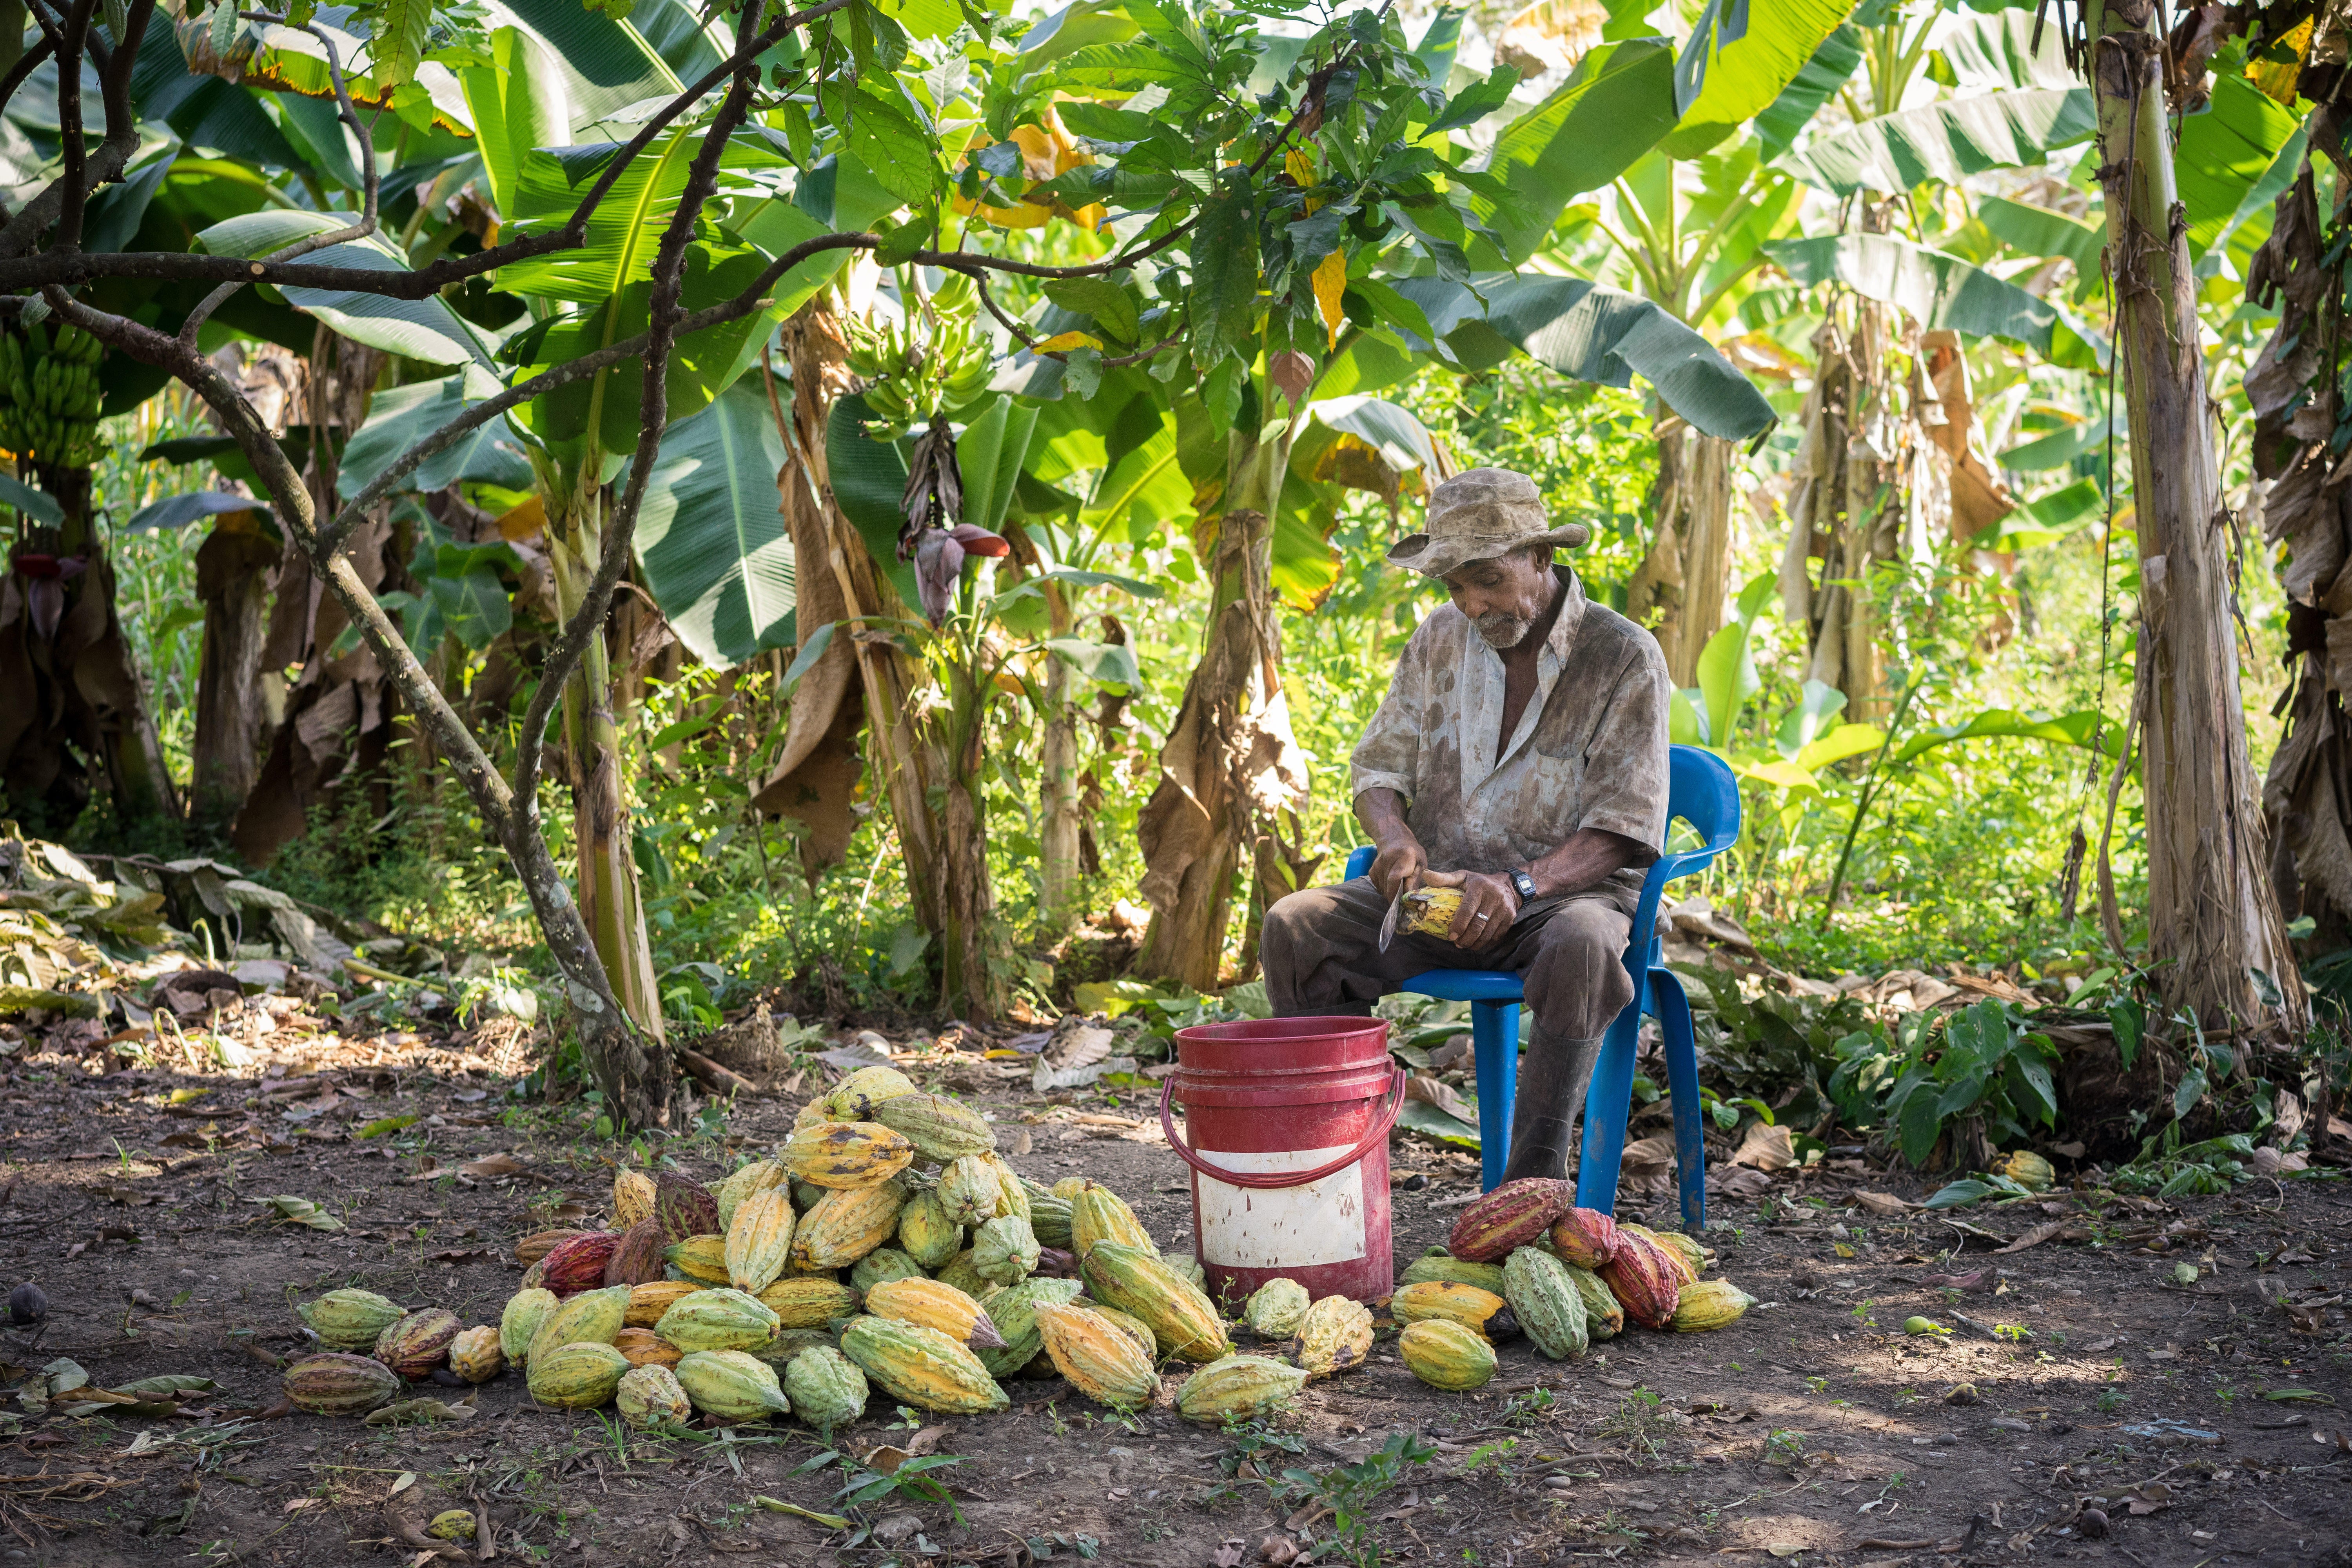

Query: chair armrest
(1343, 845), (1375, 882)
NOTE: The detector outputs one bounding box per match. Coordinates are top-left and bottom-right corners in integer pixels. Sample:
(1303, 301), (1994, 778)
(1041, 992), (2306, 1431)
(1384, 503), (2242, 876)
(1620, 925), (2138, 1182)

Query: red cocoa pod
(1445, 1178), (1572, 1263)
(540, 1230), (623, 1297)
(1546, 1207), (1622, 1270)
(603, 1217), (668, 1287)
(655, 1175), (720, 1243)
(1597, 1229), (1682, 1330)
(374, 1308), (461, 1380)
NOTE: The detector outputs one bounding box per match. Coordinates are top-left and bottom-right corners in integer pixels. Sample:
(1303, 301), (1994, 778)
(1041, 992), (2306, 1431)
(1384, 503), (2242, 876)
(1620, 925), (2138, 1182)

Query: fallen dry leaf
(1731, 1120), (1797, 1172)
(1855, 1191), (1918, 1216)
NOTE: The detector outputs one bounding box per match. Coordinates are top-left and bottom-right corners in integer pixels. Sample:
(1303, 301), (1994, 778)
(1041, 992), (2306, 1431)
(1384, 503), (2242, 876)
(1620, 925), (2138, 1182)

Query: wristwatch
(1508, 869), (1538, 907)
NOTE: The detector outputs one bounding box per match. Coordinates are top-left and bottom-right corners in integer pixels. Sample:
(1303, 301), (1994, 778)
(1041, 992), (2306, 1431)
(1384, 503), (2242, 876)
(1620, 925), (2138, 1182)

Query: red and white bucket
(1161, 1016), (1405, 1306)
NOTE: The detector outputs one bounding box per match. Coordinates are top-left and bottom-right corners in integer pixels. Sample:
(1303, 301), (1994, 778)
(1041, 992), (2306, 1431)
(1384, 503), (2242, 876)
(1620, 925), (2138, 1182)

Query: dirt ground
(0, 1018), (2346, 1568)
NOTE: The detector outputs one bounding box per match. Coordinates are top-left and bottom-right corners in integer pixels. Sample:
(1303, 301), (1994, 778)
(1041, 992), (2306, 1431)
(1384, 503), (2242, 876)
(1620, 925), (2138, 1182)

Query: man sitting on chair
(1261, 466), (1669, 1185)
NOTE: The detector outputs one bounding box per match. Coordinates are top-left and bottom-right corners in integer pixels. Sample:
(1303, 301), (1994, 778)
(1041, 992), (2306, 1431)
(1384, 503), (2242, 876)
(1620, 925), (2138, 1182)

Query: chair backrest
(1340, 743), (1738, 884)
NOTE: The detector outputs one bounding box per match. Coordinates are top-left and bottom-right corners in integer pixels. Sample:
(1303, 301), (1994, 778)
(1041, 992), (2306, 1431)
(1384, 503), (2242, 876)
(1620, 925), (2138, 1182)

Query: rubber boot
(1498, 1030), (1603, 1185)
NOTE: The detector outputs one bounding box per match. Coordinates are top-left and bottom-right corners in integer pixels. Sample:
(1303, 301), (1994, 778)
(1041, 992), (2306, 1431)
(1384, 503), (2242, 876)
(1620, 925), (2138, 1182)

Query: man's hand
(1422, 868), (1520, 952)
(1368, 837), (1428, 903)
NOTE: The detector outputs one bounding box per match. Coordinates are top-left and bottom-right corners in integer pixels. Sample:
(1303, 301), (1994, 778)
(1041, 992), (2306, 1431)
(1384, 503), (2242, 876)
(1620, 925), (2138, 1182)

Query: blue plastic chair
(1340, 744), (1741, 1227)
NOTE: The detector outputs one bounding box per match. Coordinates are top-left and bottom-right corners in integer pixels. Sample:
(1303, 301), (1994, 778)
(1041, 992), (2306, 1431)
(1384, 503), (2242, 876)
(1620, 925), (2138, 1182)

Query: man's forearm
(1523, 828), (1652, 901)
(1356, 788), (1413, 846)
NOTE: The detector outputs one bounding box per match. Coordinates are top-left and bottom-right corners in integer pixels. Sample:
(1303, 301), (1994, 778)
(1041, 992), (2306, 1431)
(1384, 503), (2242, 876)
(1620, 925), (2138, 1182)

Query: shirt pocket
(1515, 749), (1585, 847)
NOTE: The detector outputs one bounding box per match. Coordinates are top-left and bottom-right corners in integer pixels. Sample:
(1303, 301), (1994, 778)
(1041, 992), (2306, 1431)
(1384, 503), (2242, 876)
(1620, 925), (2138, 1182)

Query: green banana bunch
(840, 279), (995, 441)
(0, 317), (105, 466)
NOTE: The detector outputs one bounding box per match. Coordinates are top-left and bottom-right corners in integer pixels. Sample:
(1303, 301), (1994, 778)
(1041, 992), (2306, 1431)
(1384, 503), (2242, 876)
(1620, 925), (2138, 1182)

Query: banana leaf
(632, 383), (797, 669)
(193, 211), (505, 370)
(1778, 87), (2094, 196)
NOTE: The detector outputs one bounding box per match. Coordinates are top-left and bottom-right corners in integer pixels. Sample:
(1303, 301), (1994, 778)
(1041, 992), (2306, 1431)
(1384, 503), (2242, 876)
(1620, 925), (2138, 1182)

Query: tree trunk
(188, 517), (278, 830)
(1037, 587), (1083, 933)
(935, 654), (1006, 1018)
(1136, 417), (1312, 989)
(2091, 0), (2305, 1036)
(1628, 420), (1736, 687)
(546, 486), (665, 1044)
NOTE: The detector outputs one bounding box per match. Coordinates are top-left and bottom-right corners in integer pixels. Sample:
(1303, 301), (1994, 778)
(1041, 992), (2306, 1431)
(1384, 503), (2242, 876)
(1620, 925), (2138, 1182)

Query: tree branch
(50, 0), (91, 253)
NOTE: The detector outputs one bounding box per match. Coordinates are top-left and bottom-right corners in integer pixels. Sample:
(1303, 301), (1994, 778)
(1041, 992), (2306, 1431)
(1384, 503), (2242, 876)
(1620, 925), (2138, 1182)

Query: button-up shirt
(1349, 566), (1670, 911)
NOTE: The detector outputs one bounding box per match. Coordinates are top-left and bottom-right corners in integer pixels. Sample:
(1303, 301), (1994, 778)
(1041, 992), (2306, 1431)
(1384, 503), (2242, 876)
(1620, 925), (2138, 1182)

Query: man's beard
(1474, 611), (1533, 649)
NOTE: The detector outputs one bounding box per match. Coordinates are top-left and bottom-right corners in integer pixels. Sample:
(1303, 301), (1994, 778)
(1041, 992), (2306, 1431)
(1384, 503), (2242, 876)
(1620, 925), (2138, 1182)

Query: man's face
(1441, 549), (1555, 649)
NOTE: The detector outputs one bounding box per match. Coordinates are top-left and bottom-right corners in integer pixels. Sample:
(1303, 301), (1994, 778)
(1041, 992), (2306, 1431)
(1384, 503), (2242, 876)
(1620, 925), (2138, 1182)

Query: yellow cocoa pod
(725, 1189), (797, 1295)
(1035, 1303), (1160, 1410)
(1399, 1318), (1497, 1390)
(713, 1158), (790, 1231)
(1050, 1176), (1087, 1201)
(1399, 886), (1464, 936)
(448, 1327), (503, 1383)
(613, 1327), (684, 1368)
(935, 1248), (989, 1298)
(824, 1065), (918, 1120)
(613, 1169), (657, 1229)
(1080, 1241), (1232, 1363)
(528, 1286), (628, 1365)
(1069, 1181), (1155, 1258)
(871, 1092), (997, 1163)
(674, 1349), (793, 1421)
(1670, 1278), (1755, 1333)
(784, 1121), (916, 1190)
(897, 1189), (963, 1270)
(664, 1235), (731, 1287)
(790, 1181), (907, 1270)
(938, 1154), (1009, 1225)
(615, 1363), (691, 1429)
(1244, 1279), (1310, 1340)
(1621, 1224), (1703, 1284)
(1399, 1248), (1508, 1294)
(1392, 1281), (1518, 1341)
(526, 1341), (630, 1408)
(499, 1288), (557, 1368)
(864, 1277), (1007, 1350)
(1176, 1354), (1308, 1424)
(1995, 1150), (2054, 1192)
(1292, 1295), (1374, 1378)
(839, 1314), (1009, 1415)
(655, 1289), (782, 1354)
(1078, 1301), (1160, 1359)
(755, 1277), (862, 1328)
(625, 1281), (698, 1328)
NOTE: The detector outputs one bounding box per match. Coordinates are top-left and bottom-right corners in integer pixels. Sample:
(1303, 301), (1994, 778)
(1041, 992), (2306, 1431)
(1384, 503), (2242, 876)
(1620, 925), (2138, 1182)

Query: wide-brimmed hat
(1385, 466), (1587, 577)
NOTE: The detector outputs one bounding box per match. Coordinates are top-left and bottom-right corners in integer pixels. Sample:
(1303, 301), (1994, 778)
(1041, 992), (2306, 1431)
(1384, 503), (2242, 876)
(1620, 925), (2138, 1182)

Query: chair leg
(1470, 999), (1518, 1193)
(1652, 968), (1707, 1232)
(1574, 997), (1644, 1215)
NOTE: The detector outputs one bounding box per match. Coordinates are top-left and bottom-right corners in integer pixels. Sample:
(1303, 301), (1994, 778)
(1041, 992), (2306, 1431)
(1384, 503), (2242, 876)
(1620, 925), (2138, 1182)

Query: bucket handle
(1158, 1068), (1406, 1191)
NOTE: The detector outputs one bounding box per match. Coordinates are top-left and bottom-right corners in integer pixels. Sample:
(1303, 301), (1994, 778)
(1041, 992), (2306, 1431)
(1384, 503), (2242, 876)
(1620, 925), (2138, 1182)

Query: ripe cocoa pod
(604, 1218), (669, 1287)
(448, 1326), (504, 1383)
(871, 1092), (996, 1163)
(1399, 1319), (1497, 1390)
(864, 1277), (1007, 1350)
(1546, 1207), (1622, 1270)
(625, 1280), (698, 1328)
(1399, 1247), (1507, 1295)
(974, 1278), (1083, 1378)
(1670, 1279), (1754, 1332)
(1176, 1354), (1307, 1424)
(784, 1121), (916, 1190)
(1563, 1262), (1623, 1340)
(528, 1285), (629, 1365)
(1598, 1229), (1682, 1330)
(674, 1349), (793, 1421)
(1447, 1178), (1572, 1263)
(612, 1327), (682, 1368)
(973, 1214), (1040, 1286)
(896, 1189), (963, 1269)
(755, 1276), (861, 1328)
(1080, 1241), (1230, 1363)
(839, 1314), (1009, 1415)
(1621, 1224), (1701, 1284)
(1244, 1279), (1310, 1340)
(540, 1231), (623, 1297)
(1068, 1181), (1154, 1258)
(514, 1229), (585, 1266)
(527, 1342), (629, 1409)
(1291, 1295), (1374, 1378)
(654, 1289), (781, 1354)
(789, 1181), (906, 1270)
(298, 1288), (405, 1351)
(375, 1308), (461, 1380)
(724, 1189), (797, 1296)
(655, 1176), (720, 1243)
(712, 1158), (789, 1232)
(782, 1345), (867, 1434)
(665, 1235), (731, 1287)
(284, 1352), (400, 1416)
(1036, 1303), (1159, 1410)
(613, 1169), (657, 1229)
(1392, 1281), (1519, 1341)
(824, 1065), (918, 1121)
(615, 1363), (691, 1429)
(499, 1288), (557, 1368)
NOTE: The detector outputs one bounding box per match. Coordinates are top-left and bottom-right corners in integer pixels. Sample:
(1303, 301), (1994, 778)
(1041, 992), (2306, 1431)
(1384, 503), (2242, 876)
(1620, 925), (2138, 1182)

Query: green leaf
(1397, 1096), (1481, 1150)
(1998, 414), (2109, 472)
(1976, 195), (2103, 272)
(459, 26), (574, 221)
(1975, 477), (2102, 551)
(1793, 722), (1884, 773)
(1391, 273), (1775, 440)
(1045, 636), (1142, 691)
(1475, 38), (1679, 266)
(1755, 21), (1862, 156)
(1891, 707), (2115, 766)
(194, 212), (501, 369)
(0, 473), (66, 525)
(840, 85), (938, 205)
(427, 565), (512, 653)
(2176, 74), (2300, 255)
(2109, 999), (2142, 1072)
(1934, 6), (2073, 89)
(1041, 276), (1139, 344)
(780, 621), (836, 693)
(338, 375), (534, 500)
(492, 0), (697, 122)
(2172, 1066), (2208, 1122)
(1668, 0), (1856, 158)
(1188, 174), (1261, 354)
(1695, 618), (1760, 751)
(954, 395), (1039, 537)
(1774, 677), (1848, 759)
(1898, 1088), (1943, 1170)
(2005, 1049), (2058, 1129)
(1778, 87), (2094, 196)
(355, 1113), (421, 1140)
(1768, 232), (2105, 367)
(1923, 1178), (1995, 1210)
(373, 0), (432, 90)
(825, 394), (924, 611)
(633, 383), (797, 669)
